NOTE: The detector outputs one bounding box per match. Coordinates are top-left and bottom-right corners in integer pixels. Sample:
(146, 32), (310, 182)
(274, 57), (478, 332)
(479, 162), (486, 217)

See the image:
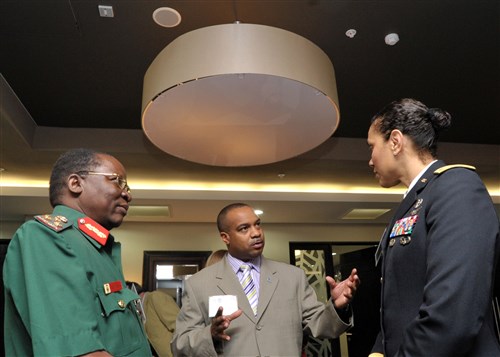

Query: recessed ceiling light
(341, 208), (391, 220)
(153, 7), (181, 28)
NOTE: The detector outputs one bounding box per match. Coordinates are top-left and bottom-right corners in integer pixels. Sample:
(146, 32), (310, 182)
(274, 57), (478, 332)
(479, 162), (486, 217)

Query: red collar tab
(103, 281), (123, 295)
(78, 217), (109, 245)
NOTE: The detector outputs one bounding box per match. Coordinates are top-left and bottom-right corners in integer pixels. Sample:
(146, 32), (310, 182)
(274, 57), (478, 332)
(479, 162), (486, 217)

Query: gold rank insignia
(434, 164), (476, 175)
(35, 215), (72, 232)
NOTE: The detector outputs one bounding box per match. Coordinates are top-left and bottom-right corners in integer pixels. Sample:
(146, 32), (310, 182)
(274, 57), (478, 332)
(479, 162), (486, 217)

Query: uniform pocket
(97, 288), (139, 317)
(96, 288), (149, 356)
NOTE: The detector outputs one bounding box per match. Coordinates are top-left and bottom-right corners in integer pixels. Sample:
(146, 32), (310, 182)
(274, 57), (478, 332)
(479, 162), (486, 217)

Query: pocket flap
(97, 288), (139, 317)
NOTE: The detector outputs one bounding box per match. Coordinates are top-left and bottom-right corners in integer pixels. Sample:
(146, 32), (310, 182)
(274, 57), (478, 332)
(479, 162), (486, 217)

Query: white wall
(2, 219), (385, 283)
(0, 221), (20, 239)
(117, 221), (385, 283)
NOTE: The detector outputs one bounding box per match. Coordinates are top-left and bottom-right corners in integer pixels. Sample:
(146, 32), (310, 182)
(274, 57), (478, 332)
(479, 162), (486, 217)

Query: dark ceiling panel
(0, 0), (498, 144)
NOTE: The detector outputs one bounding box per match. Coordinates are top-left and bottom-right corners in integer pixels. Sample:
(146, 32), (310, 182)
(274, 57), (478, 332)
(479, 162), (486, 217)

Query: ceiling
(0, 0), (499, 225)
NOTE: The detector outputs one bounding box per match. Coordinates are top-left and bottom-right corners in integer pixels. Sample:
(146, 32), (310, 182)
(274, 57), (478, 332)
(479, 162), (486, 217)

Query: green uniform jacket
(3, 205), (151, 356)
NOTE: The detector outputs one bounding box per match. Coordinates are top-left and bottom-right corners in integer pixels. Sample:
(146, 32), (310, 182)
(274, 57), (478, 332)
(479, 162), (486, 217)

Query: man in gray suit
(172, 203), (360, 356)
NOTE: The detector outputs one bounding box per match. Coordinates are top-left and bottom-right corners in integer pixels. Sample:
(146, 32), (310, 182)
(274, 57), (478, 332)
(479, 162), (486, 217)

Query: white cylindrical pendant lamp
(142, 23), (340, 166)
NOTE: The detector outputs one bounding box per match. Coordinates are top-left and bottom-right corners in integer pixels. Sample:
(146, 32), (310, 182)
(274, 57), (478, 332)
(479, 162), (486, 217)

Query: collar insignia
(78, 217), (109, 245)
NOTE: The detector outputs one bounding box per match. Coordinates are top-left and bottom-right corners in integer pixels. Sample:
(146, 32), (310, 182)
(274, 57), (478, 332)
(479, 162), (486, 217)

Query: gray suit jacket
(172, 256), (352, 356)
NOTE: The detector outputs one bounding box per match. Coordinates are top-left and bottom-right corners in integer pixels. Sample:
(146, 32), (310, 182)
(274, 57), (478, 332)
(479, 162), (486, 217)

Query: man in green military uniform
(3, 148), (152, 356)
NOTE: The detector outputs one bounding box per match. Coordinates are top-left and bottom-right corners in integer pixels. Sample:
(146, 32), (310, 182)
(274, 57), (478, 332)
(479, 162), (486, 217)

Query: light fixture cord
(232, 0), (239, 23)
(67, 0), (82, 35)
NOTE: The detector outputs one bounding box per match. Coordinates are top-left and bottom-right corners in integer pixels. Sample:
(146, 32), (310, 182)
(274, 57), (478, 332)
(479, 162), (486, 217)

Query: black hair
(49, 148), (102, 207)
(371, 98), (451, 158)
(216, 203), (251, 233)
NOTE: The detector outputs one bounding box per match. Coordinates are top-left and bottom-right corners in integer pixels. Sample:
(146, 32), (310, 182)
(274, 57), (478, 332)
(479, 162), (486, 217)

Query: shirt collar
(227, 253), (261, 274)
(404, 160), (437, 198)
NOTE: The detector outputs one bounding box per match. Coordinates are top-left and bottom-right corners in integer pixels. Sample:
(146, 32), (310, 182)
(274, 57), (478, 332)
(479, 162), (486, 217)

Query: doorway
(289, 242), (380, 357)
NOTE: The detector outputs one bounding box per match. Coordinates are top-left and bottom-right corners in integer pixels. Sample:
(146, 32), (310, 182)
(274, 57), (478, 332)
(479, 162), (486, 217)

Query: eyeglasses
(77, 171), (131, 193)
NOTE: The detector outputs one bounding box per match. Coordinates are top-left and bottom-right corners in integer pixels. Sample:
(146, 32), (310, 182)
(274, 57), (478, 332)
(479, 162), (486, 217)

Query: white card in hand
(209, 295), (238, 317)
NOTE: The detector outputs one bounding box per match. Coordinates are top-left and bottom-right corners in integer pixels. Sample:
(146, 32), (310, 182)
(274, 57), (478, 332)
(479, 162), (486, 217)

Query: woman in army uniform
(368, 98), (500, 357)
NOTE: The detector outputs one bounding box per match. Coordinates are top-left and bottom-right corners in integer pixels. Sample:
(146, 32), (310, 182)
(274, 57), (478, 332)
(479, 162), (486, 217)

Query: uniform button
(118, 299), (126, 308)
(256, 325), (262, 330)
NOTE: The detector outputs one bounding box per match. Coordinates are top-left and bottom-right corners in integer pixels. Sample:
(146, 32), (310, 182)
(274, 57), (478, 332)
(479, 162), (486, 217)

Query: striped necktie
(239, 264), (258, 316)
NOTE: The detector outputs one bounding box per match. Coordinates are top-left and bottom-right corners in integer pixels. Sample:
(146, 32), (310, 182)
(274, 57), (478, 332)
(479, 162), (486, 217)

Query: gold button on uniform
(118, 300), (126, 308)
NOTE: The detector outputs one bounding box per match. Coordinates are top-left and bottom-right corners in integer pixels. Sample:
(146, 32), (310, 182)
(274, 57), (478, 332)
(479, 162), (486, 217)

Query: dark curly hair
(371, 98), (452, 158)
(49, 148), (102, 207)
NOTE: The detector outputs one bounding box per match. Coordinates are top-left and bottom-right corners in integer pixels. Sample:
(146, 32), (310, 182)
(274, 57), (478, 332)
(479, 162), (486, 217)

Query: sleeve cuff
(334, 303), (351, 323)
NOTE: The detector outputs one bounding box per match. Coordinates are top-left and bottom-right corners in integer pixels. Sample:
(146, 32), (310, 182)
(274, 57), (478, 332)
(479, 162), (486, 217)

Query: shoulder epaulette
(34, 214), (72, 232)
(434, 164), (476, 175)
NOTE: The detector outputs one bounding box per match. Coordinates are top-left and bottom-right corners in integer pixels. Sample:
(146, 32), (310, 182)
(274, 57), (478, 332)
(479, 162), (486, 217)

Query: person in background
(205, 249), (228, 267)
(367, 98), (500, 356)
(127, 282), (180, 357)
(3, 148), (151, 356)
(172, 203), (360, 356)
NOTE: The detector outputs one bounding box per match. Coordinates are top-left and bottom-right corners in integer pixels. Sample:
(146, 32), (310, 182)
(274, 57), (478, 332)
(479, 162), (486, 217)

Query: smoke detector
(345, 29), (357, 38)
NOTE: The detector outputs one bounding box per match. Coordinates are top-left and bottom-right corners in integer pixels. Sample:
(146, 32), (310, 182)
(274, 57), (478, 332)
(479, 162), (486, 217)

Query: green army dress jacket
(3, 205), (151, 356)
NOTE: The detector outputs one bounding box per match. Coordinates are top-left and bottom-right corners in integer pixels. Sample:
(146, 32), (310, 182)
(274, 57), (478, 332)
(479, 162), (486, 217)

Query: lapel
(397, 160), (443, 218)
(382, 160), (445, 249)
(255, 257), (278, 323)
(215, 258), (255, 321)
(214, 257), (279, 323)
